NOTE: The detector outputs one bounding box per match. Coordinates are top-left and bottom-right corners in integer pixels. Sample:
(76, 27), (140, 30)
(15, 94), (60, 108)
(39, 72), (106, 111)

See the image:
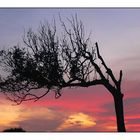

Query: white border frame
(0, 0), (140, 7)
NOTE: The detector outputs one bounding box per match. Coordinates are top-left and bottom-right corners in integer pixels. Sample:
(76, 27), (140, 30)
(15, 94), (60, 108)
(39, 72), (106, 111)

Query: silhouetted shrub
(3, 127), (26, 132)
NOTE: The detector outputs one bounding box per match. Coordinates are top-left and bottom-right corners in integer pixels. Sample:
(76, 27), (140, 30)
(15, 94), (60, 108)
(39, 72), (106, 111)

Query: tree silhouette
(3, 127), (26, 132)
(0, 16), (126, 132)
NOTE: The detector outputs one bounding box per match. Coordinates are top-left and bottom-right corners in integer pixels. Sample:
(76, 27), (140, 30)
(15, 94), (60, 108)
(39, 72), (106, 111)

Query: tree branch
(95, 42), (118, 87)
(64, 79), (104, 88)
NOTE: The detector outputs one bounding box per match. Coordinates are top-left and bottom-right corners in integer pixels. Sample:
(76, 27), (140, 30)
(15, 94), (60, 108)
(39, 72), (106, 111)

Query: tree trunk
(113, 93), (126, 132)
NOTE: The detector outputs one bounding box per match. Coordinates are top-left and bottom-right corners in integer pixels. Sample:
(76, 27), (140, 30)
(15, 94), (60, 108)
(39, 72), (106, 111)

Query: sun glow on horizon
(0, 103), (21, 130)
(57, 112), (96, 131)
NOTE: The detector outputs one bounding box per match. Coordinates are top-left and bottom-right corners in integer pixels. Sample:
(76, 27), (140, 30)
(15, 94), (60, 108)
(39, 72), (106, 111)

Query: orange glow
(106, 125), (117, 131)
(18, 106), (61, 121)
(0, 103), (21, 130)
(57, 112), (96, 131)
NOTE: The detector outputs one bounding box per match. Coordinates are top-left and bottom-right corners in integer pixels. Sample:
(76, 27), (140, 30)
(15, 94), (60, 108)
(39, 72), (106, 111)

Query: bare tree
(0, 16), (126, 132)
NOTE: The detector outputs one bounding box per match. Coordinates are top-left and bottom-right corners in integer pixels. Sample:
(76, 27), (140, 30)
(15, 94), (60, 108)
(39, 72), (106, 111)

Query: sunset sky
(0, 8), (140, 132)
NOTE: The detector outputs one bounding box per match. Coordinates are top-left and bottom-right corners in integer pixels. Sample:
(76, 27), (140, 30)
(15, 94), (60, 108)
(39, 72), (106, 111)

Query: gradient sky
(0, 8), (140, 132)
